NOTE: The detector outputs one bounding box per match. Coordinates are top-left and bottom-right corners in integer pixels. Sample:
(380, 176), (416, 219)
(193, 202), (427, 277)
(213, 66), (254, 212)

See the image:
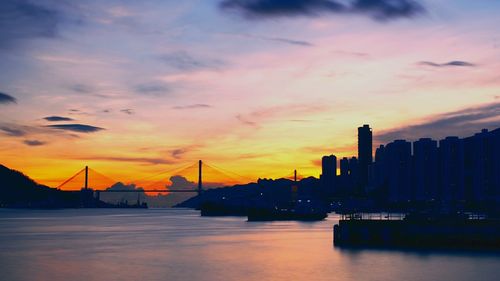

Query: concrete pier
(334, 218), (500, 249)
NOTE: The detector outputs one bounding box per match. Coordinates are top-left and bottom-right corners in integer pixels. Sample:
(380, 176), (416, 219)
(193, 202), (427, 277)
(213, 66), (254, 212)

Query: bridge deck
(93, 189), (199, 193)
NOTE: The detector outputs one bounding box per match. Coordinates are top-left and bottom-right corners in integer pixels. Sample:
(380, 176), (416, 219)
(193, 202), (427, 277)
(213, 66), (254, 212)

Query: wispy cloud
(244, 34), (314, 46)
(79, 156), (174, 165)
(1, 123), (49, 138)
(311, 159), (322, 167)
(262, 36), (313, 46)
(120, 108), (134, 115)
(418, 61), (476, 68)
(67, 109), (91, 116)
(68, 84), (115, 99)
(44, 116), (74, 122)
(172, 104), (212, 110)
(46, 124), (105, 133)
(0, 122), (102, 140)
(376, 102), (500, 143)
(0, 126), (26, 136)
(159, 51), (225, 71)
(220, 0), (344, 18)
(236, 104), (329, 127)
(0, 0), (61, 49)
(352, 0), (425, 21)
(0, 92), (17, 104)
(333, 50), (370, 58)
(236, 114), (258, 127)
(134, 83), (170, 95)
(69, 83), (93, 93)
(221, 32), (314, 47)
(288, 119), (313, 122)
(302, 144), (357, 154)
(170, 145), (202, 159)
(23, 139), (46, 146)
(220, 0), (425, 21)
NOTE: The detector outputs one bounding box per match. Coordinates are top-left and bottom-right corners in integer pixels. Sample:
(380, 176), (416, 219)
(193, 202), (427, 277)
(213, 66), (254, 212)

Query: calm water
(1, 209), (499, 281)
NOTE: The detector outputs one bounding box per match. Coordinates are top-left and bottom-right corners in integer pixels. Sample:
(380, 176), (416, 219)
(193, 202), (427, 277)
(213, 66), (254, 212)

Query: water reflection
(1, 209), (499, 281)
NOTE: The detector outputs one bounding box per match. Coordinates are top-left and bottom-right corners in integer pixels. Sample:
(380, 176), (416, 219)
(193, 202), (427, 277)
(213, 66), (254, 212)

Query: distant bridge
(56, 159), (306, 202)
(58, 160), (211, 196)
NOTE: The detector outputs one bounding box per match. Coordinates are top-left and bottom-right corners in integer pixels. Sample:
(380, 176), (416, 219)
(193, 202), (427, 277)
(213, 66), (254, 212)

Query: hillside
(0, 164), (80, 208)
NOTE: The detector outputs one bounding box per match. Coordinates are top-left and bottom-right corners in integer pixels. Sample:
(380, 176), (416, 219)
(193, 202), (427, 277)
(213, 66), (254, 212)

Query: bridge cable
(56, 168), (85, 189)
(131, 162), (198, 184)
(141, 162), (199, 189)
(203, 162), (254, 183)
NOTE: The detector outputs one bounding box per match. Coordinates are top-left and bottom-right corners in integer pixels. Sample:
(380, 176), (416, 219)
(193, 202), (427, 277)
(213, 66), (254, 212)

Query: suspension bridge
(56, 160), (308, 202)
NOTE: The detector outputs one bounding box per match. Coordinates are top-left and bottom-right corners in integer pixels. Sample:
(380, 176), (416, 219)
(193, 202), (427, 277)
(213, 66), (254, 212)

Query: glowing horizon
(1, 0), (500, 188)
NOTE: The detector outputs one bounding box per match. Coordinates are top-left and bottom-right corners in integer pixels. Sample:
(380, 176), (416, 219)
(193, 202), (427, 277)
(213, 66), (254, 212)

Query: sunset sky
(1, 0), (499, 189)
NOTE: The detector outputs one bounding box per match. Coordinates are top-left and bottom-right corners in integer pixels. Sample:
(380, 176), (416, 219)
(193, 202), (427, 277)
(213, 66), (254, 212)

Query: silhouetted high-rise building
(358, 124), (373, 189)
(322, 155), (337, 178)
(340, 157), (349, 177)
(385, 140), (412, 203)
(375, 145), (385, 163)
(491, 128), (500, 204)
(348, 157), (358, 181)
(344, 124), (500, 209)
(321, 155), (337, 195)
(413, 138), (438, 202)
(344, 156), (359, 195)
(463, 129), (497, 204)
(439, 136), (465, 204)
(370, 145), (387, 191)
(337, 157), (351, 195)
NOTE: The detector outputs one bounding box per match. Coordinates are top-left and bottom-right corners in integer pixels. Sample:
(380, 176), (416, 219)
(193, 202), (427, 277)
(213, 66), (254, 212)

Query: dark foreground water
(1, 209), (499, 281)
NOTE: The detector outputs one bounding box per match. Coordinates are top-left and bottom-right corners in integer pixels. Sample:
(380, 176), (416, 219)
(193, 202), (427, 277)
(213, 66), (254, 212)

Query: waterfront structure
(334, 215), (500, 249)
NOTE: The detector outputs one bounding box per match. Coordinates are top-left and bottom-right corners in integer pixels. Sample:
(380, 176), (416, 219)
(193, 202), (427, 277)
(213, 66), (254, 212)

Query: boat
(247, 199), (328, 221)
(199, 201), (247, 216)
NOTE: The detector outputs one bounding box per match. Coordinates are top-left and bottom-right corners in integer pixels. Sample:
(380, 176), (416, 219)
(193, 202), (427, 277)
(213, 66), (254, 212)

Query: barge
(248, 199), (328, 221)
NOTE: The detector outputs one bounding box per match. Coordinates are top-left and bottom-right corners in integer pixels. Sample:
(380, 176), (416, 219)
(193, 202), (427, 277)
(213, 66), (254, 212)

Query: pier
(333, 213), (500, 250)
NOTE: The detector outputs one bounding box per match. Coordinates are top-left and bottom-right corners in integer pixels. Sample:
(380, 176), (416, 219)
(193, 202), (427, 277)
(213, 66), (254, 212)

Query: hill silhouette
(0, 164), (80, 208)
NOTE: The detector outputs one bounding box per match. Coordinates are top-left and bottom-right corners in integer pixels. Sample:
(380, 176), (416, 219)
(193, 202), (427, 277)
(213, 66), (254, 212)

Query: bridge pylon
(84, 166), (88, 190)
(198, 160), (203, 196)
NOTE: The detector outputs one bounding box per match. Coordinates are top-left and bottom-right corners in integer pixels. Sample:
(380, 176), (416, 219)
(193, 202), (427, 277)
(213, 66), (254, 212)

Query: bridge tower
(84, 166), (89, 190)
(80, 165), (94, 207)
(198, 160), (203, 196)
(291, 169), (298, 202)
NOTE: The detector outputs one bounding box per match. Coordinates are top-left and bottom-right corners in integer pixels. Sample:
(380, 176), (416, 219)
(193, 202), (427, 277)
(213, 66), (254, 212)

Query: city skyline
(1, 0), (500, 187)
(320, 125), (500, 205)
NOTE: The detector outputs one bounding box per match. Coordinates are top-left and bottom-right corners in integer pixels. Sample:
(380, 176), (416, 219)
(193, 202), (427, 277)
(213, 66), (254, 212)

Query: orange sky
(1, 0), (499, 189)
